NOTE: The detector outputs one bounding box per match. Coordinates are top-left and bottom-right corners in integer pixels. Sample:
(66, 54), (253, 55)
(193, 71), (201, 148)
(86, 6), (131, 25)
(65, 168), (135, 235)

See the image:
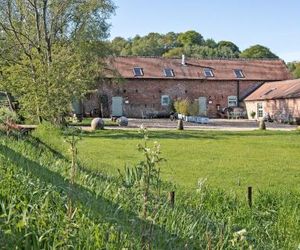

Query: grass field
(1, 126), (299, 248)
(76, 129), (300, 192)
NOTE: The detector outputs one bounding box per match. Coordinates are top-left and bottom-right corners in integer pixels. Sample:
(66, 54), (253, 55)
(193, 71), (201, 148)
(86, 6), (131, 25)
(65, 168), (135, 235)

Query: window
(257, 103), (263, 118)
(133, 67), (143, 76)
(161, 95), (170, 106)
(164, 68), (175, 77)
(234, 69), (244, 78)
(228, 96), (237, 107)
(203, 68), (214, 77)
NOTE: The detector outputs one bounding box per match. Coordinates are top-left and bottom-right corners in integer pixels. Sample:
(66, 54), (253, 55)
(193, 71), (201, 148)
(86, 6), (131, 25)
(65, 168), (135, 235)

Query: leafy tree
(177, 30), (204, 47)
(217, 41), (240, 54)
(163, 47), (186, 58)
(204, 38), (217, 48)
(131, 32), (167, 56)
(0, 0), (115, 124)
(240, 45), (279, 59)
(287, 62), (300, 78)
(162, 32), (181, 50)
(111, 37), (128, 56)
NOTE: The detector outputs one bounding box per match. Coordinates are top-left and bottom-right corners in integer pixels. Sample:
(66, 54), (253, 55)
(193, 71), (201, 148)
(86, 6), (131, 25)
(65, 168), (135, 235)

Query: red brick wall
(83, 79), (267, 118)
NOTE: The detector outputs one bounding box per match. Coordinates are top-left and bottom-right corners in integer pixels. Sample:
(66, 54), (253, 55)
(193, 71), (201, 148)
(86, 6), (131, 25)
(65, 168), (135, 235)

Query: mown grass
(71, 129), (300, 193)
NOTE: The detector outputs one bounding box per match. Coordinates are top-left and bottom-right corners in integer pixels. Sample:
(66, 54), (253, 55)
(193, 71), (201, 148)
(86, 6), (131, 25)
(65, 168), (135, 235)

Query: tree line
(108, 30), (279, 59)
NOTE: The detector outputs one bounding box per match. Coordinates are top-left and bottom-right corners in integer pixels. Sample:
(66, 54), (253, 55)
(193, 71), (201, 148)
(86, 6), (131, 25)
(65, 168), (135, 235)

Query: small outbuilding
(244, 79), (300, 122)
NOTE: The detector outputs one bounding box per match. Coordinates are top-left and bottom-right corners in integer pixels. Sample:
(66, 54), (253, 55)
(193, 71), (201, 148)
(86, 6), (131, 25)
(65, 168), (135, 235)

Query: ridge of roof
(108, 55), (284, 62)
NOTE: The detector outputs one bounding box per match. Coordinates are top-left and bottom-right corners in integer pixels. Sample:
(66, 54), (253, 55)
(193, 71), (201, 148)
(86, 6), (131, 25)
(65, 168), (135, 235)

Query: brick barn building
(245, 79), (300, 122)
(82, 56), (292, 118)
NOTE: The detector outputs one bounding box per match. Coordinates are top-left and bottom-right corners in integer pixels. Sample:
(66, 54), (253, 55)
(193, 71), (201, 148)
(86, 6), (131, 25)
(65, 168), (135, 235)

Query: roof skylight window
(164, 68), (175, 77)
(133, 67), (144, 76)
(203, 68), (214, 77)
(234, 69), (245, 78)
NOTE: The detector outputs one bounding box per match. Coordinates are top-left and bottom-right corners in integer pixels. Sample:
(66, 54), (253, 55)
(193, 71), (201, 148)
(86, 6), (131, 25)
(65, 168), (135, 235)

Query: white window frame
(163, 68), (175, 77)
(257, 102), (263, 118)
(228, 96), (237, 107)
(161, 95), (170, 106)
(133, 67), (144, 76)
(203, 68), (214, 77)
(234, 69), (245, 78)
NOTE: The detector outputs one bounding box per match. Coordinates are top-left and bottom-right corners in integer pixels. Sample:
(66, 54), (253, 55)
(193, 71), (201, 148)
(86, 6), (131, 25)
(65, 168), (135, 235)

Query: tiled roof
(105, 56), (292, 81)
(245, 79), (300, 101)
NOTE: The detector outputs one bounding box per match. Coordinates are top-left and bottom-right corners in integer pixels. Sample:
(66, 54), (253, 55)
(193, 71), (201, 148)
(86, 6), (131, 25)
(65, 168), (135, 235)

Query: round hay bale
(91, 118), (104, 130)
(117, 116), (128, 126)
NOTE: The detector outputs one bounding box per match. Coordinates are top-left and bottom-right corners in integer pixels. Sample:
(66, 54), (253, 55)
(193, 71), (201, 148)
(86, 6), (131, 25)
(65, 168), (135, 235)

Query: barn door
(199, 97), (207, 116)
(112, 96), (123, 117)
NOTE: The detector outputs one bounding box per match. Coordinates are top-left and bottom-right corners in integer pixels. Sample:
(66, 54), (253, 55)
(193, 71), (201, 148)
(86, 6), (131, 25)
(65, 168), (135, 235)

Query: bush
(0, 107), (18, 124)
(250, 111), (256, 119)
(174, 99), (199, 116)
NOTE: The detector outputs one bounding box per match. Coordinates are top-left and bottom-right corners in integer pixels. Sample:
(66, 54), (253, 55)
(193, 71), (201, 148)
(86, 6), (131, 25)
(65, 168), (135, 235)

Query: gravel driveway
(104, 118), (297, 131)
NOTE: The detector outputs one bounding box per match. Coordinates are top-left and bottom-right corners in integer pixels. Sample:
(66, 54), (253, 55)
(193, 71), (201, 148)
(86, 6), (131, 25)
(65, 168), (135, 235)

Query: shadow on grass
(28, 137), (116, 182)
(0, 144), (186, 249)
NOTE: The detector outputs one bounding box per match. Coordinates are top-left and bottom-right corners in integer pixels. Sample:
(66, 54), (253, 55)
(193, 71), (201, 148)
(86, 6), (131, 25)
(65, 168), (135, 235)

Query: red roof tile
(245, 79), (300, 101)
(105, 56), (292, 81)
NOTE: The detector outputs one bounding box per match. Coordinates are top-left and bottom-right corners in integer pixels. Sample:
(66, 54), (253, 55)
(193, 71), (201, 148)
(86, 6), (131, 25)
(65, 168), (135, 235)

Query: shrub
(0, 107), (18, 124)
(174, 99), (199, 116)
(174, 99), (189, 115)
(250, 111), (256, 119)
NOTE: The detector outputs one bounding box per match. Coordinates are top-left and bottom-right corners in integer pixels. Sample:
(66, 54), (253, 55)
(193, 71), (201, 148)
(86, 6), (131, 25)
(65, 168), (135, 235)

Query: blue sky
(109, 0), (300, 62)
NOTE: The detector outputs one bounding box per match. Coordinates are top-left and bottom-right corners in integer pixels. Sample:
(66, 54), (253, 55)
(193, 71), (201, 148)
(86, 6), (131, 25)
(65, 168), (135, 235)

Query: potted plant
(250, 111), (256, 119)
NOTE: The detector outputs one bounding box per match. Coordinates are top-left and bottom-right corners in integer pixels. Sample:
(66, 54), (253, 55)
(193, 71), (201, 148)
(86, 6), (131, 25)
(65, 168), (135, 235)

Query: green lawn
(77, 129), (300, 192)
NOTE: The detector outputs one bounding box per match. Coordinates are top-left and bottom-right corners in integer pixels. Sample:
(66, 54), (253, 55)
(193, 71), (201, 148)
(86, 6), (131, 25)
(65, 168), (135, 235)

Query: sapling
(64, 127), (82, 218)
(119, 125), (164, 249)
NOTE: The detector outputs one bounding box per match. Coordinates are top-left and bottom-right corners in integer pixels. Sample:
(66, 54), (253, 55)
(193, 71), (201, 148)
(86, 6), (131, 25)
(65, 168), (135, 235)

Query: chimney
(181, 54), (186, 66)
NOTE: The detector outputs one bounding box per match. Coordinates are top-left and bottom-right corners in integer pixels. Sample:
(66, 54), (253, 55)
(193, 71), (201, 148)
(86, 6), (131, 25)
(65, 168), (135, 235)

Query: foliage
(177, 30), (204, 47)
(0, 0), (115, 124)
(240, 45), (279, 59)
(109, 30), (279, 59)
(174, 99), (189, 115)
(0, 107), (17, 124)
(174, 99), (198, 116)
(119, 126), (164, 247)
(250, 111), (256, 118)
(287, 61), (300, 78)
(0, 131), (300, 248)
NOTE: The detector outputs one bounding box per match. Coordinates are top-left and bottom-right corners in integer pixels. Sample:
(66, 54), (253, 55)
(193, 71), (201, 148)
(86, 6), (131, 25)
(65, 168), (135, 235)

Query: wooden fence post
(168, 191), (175, 208)
(248, 186), (253, 208)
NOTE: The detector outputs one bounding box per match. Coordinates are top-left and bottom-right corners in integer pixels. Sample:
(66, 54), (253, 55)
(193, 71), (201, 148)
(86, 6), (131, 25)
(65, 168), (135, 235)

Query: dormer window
(133, 67), (143, 76)
(203, 68), (214, 77)
(234, 69), (244, 78)
(163, 68), (174, 77)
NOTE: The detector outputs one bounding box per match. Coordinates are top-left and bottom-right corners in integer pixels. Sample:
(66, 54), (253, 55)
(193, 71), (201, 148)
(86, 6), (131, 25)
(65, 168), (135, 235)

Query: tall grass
(0, 126), (299, 249)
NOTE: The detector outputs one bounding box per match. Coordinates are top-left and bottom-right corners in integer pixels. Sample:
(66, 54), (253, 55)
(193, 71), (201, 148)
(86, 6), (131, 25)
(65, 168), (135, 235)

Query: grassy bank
(0, 129), (299, 248)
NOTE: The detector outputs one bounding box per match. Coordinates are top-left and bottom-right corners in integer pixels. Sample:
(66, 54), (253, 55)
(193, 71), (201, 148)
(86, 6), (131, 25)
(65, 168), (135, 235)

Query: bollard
(248, 186), (253, 208)
(168, 191), (175, 207)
